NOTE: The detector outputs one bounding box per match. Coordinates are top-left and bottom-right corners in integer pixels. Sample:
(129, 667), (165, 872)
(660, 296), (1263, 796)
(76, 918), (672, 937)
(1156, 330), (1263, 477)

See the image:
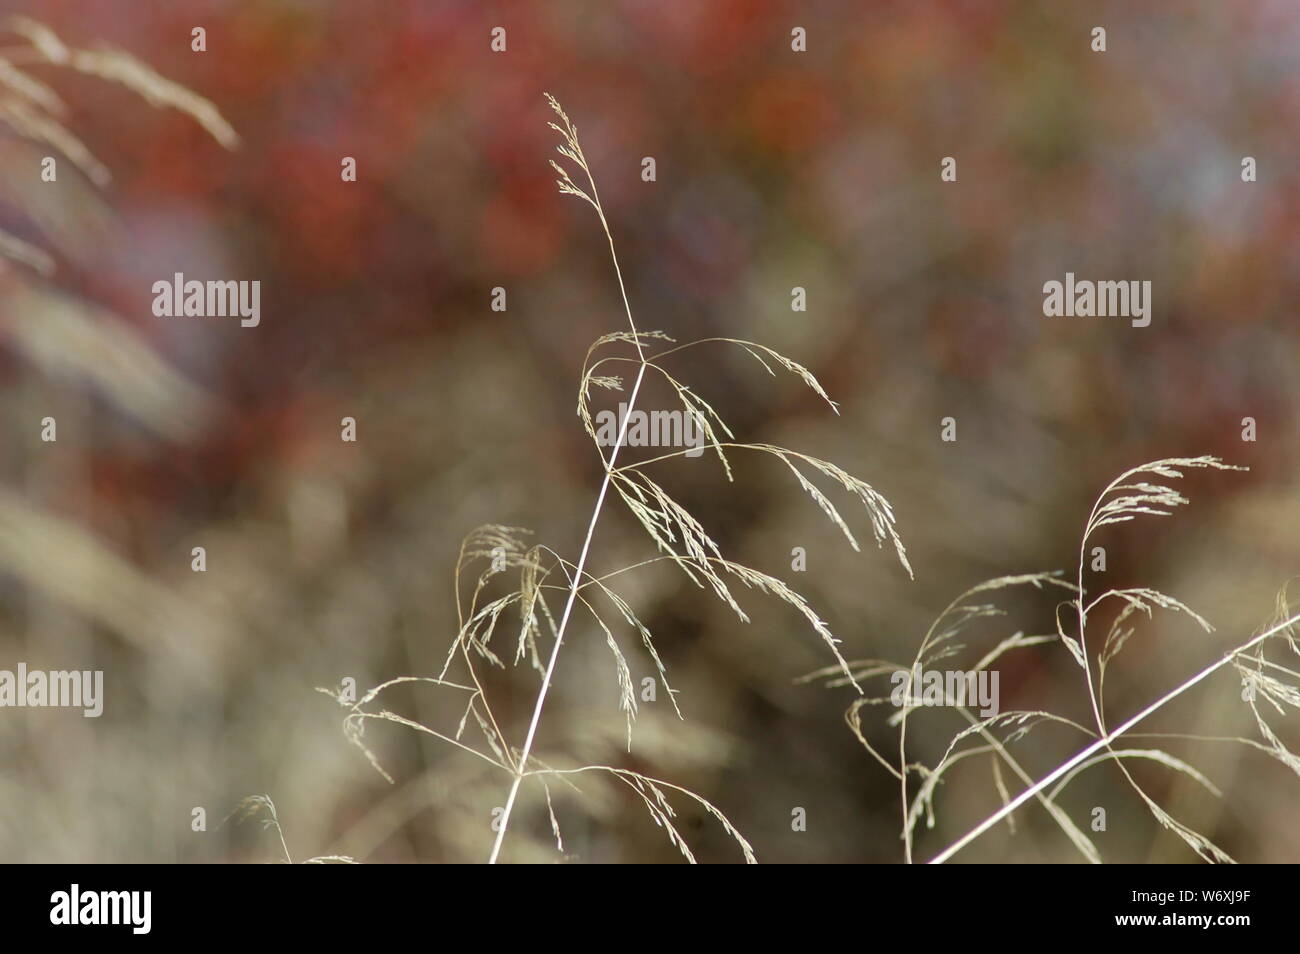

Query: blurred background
(1, 0), (1298, 863)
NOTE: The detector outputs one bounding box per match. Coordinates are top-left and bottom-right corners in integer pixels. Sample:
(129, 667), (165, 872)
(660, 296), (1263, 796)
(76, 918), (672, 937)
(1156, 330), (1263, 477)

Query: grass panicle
(324, 94), (910, 863)
(813, 458), (1300, 864)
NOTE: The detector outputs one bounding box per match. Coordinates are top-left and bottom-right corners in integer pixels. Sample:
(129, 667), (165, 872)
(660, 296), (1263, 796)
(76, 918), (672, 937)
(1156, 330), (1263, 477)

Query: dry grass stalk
(324, 95), (911, 863)
(812, 457), (1300, 863)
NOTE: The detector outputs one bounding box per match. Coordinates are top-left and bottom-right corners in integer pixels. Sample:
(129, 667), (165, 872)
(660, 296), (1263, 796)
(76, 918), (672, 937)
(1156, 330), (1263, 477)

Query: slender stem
(899, 700), (912, 863)
(1076, 506), (1108, 736)
(487, 364), (646, 863)
(898, 589), (978, 863)
(266, 799), (293, 864)
(487, 120), (645, 862)
(927, 611), (1300, 863)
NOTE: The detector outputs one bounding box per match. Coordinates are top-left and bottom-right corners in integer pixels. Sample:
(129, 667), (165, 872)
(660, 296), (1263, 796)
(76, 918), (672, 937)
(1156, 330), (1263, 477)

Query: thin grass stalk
(928, 610), (1300, 863)
(487, 95), (647, 864)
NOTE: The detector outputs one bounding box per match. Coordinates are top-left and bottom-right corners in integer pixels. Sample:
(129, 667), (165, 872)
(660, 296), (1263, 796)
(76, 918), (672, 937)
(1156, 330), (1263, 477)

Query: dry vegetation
(323, 98), (1300, 865)
(6, 17), (1296, 864)
(321, 94), (912, 863)
(808, 458), (1300, 863)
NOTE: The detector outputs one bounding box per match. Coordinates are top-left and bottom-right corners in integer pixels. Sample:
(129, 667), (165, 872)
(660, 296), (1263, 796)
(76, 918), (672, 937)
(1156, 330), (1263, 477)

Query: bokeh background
(1, 0), (1298, 863)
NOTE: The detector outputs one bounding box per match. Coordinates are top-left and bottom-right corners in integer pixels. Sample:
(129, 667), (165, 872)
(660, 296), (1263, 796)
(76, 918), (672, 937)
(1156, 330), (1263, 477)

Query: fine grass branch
(929, 604), (1300, 863)
(812, 457), (1300, 863)
(324, 94), (911, 863)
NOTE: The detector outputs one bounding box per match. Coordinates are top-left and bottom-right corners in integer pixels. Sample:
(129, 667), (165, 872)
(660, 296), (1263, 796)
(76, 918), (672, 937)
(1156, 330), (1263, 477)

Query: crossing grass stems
(320, 95), (912, 864)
